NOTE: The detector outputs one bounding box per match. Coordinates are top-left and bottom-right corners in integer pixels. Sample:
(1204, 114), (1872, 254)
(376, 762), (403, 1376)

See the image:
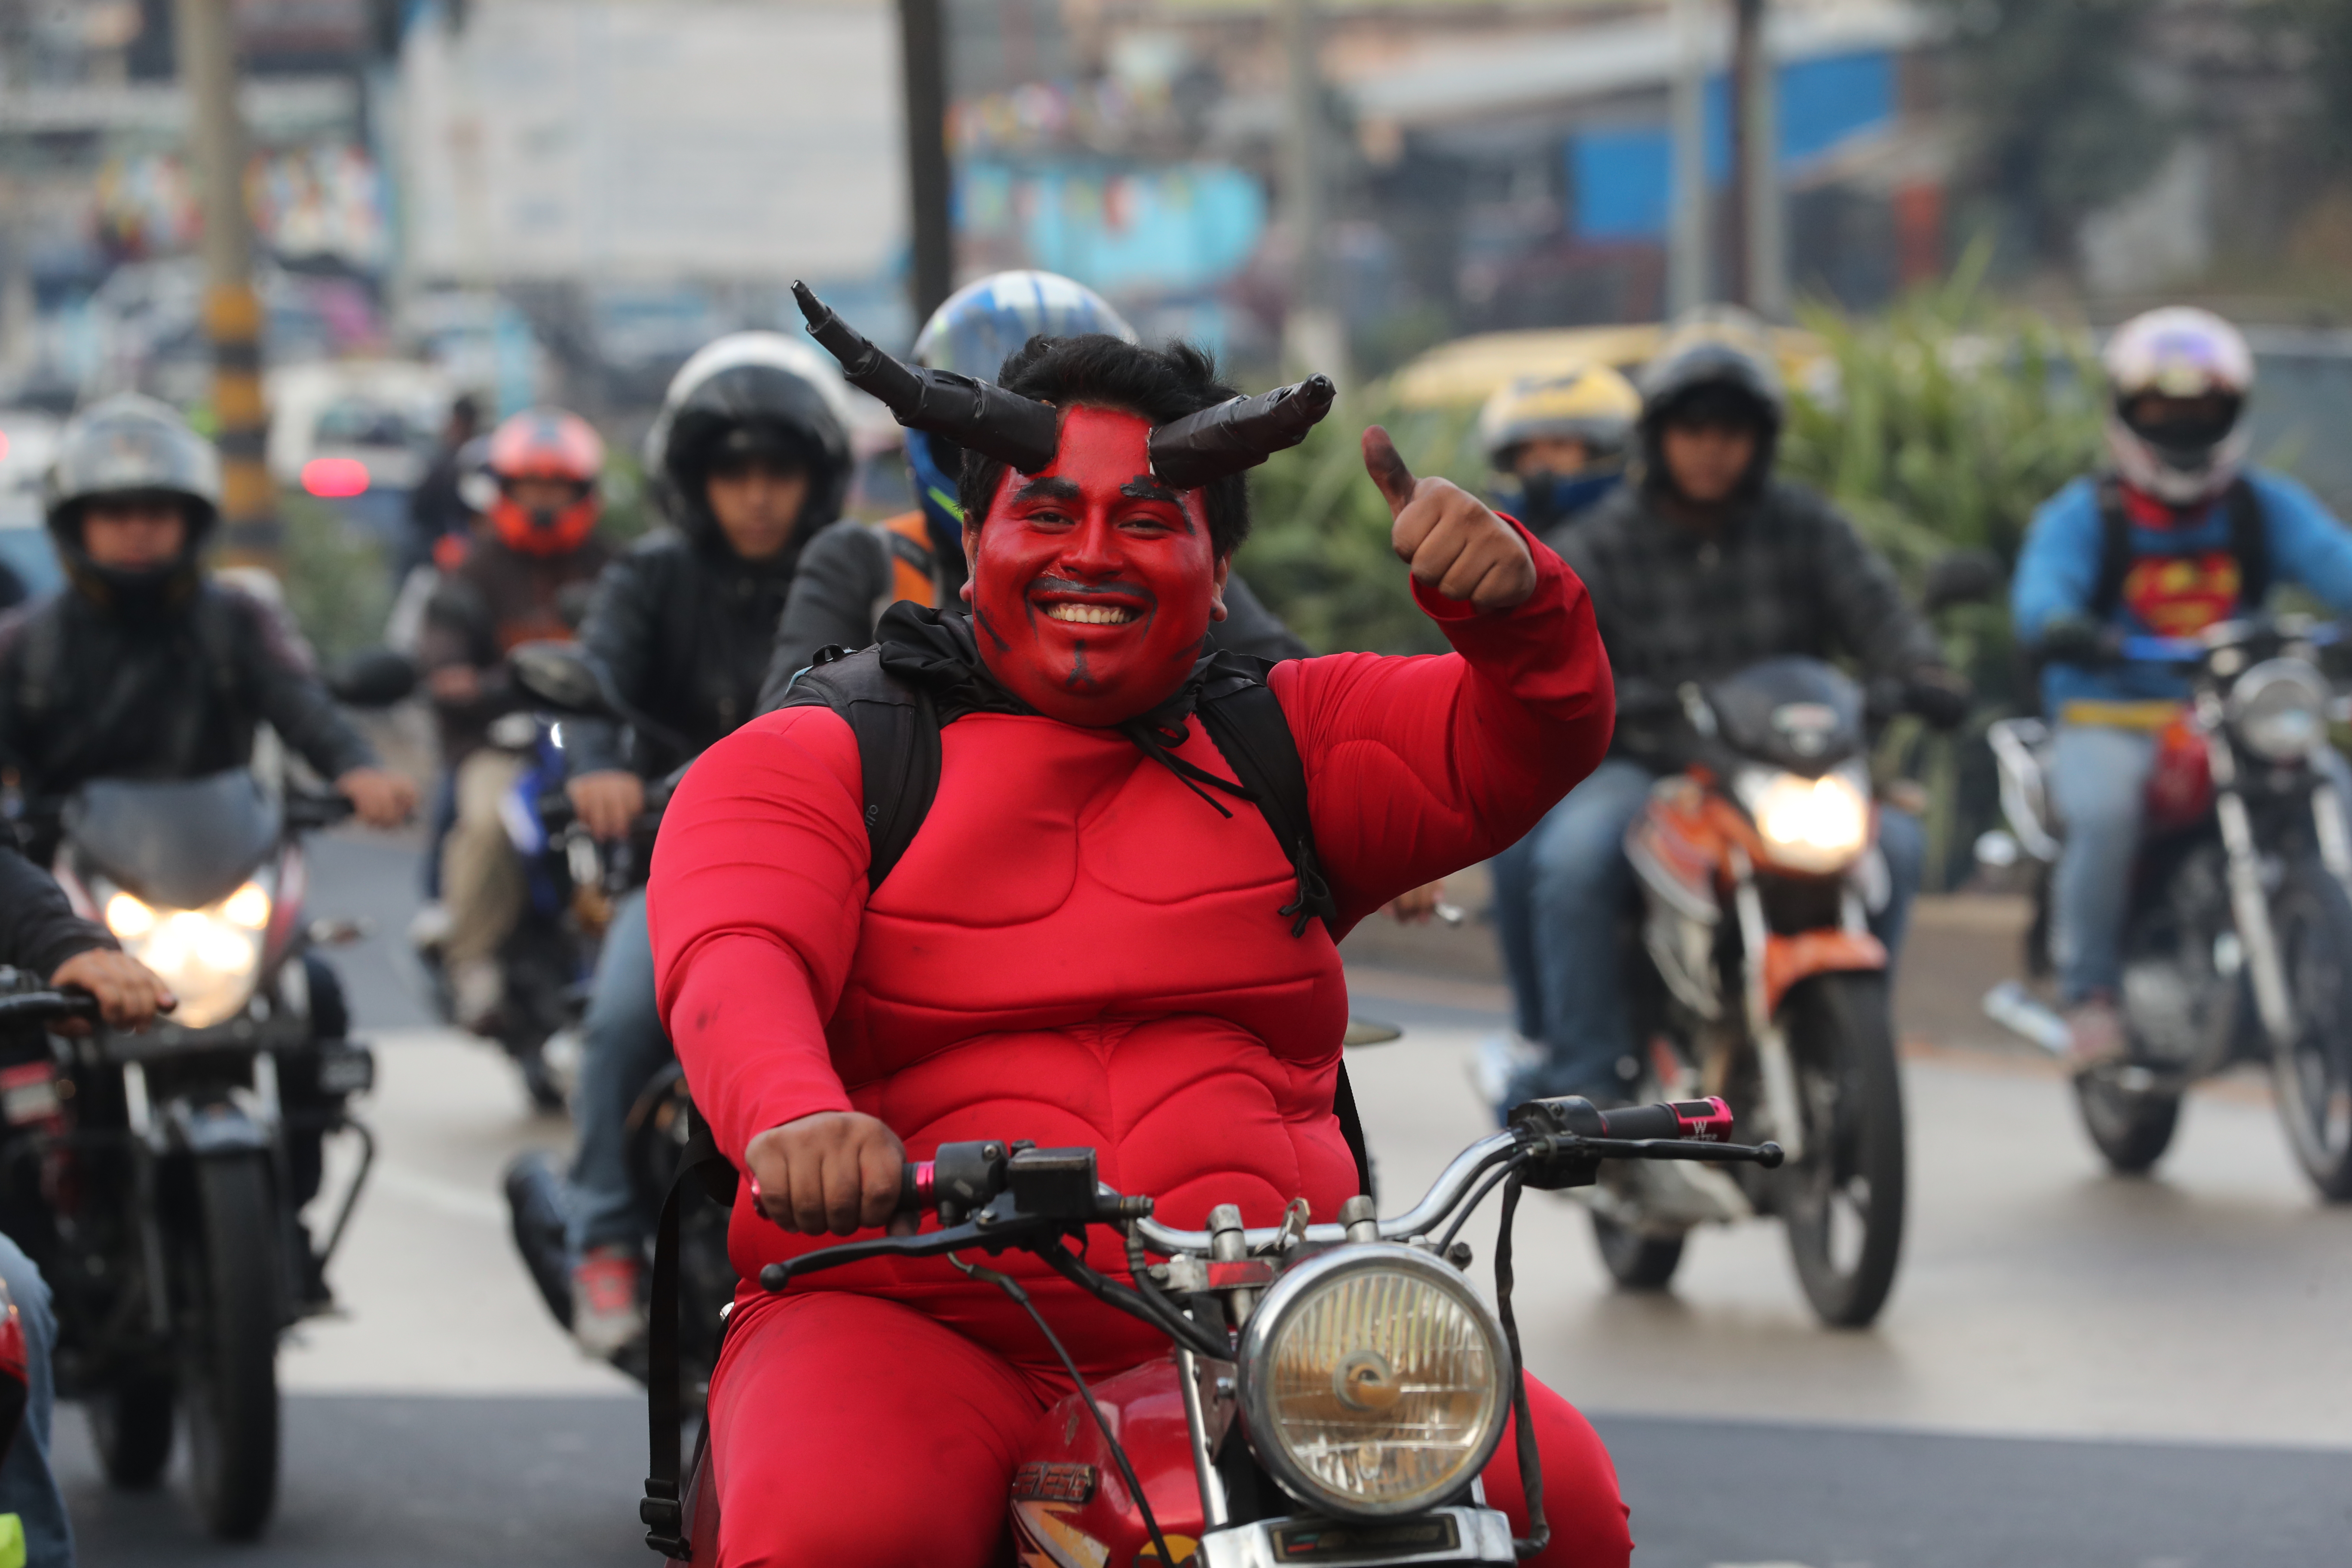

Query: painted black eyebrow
(1013, 475), (1082, 503)
(1121, 475), (1179, 503)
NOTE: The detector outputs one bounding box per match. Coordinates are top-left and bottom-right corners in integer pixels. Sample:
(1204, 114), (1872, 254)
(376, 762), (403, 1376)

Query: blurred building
(944, 0), (1952, 371)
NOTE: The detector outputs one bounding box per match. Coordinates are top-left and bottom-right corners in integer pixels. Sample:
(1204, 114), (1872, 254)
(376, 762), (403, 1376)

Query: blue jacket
(2012, 470), (2352, 710)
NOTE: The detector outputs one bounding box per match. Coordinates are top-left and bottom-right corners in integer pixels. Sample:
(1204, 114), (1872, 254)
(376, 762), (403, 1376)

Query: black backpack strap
(2225, 475), (2271, 610)
(642, 1105), (736, 1561)
(1193, 660), (1339, 938)
(774, 646), (942, 888)
(2088, 475), (2134, 621)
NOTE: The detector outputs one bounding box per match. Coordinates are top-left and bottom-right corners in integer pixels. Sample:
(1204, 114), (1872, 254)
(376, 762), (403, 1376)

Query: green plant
(1238, 395), (1483, 654)
(278, 493), (391, 663)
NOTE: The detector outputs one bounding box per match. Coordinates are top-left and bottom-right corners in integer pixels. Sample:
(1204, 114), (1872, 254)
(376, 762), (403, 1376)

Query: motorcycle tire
(2073, 1076), (2182, 1175)
(1776, 973), (1906, 1329)
(1589, 1212), (1684, 1290)
(181, 1153), (282, 1540)
(2269, 856), (2352, 1200)
(86, 1373), (175, 1488)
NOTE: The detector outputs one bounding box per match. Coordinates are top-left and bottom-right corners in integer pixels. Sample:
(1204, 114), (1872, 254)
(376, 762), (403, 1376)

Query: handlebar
(285, 790), (356, 831)
(0, 990), (99, 1026)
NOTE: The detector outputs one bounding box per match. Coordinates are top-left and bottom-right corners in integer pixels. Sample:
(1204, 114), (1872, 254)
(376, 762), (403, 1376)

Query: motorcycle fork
(1727, 845), (1806, 1164)
(2202, 706), (2297, 1050)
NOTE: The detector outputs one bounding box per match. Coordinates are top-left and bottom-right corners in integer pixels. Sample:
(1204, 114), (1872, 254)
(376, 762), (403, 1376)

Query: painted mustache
(1029, 575), (1156, 627)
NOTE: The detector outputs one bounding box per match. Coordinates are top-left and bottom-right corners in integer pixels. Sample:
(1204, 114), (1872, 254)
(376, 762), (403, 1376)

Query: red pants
(705, 1291), (1633, 1568)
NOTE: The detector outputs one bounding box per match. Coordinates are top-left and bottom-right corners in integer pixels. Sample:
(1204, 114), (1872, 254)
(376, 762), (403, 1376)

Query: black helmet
(1635, 316), (1786, 501)
(43, 393), (223, 607)
(644, 333), (854, 557)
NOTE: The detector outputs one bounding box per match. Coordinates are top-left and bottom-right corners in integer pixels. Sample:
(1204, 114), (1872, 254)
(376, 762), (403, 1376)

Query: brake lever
(756, 1201), (1069, 1292)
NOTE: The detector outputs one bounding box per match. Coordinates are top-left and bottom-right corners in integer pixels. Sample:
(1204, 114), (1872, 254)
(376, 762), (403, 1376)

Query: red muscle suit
(652, 510), (1619, 1565)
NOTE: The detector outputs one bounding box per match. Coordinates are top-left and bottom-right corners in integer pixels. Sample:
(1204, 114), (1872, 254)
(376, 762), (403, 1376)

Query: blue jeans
(566, 890), (674, 1258)
(1491, 757), (1923, 1103)
(0, 1234), (69, 1567)
(2048, 724), (2352, 1003)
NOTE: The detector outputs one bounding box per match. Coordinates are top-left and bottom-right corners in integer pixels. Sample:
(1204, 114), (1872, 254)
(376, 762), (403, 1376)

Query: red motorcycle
(649, 1098), (1782, 1567)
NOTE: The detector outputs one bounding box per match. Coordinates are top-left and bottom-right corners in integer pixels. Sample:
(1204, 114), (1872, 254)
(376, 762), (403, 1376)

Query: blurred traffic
(4, 0), (2352, 1566)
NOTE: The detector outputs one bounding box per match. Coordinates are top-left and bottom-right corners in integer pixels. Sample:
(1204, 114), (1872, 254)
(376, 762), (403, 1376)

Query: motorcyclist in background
(0, 393), (412, 1322)
(0, 843), (172, 1568)
(559, 335), (854, 1355)
(2012, 306), (2352, 1069)
(1478, 362), (1642, 536)
(1480, 322), (1967, 1115)
(757, 269), (1308, 705)
(416, 407), (613, 1033)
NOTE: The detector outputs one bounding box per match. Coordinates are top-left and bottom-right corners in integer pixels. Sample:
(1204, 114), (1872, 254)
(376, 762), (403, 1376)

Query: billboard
(400, 0), (906, 283)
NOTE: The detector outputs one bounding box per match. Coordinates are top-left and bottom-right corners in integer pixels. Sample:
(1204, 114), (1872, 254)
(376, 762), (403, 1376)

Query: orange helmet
(485, 407), (604, 555)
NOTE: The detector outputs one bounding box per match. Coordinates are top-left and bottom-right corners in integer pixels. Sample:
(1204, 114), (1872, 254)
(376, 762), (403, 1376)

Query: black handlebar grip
(1596, 1103), (1684, 1141)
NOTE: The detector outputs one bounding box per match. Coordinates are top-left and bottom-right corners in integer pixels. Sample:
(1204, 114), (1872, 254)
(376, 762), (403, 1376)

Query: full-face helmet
(644, 333), (853, 553)
(2102, 306), (2255, 507)
(485, 408), (604, 556)
(43, 393), (223, 604)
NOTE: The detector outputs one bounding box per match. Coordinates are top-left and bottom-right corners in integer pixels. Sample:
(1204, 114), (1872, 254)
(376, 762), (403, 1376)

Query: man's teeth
(1044, 603), (1138, 625)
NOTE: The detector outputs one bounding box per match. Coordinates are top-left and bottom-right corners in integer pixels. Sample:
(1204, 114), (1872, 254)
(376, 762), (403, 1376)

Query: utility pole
(899, 0), (955, 329)
(1280, 0), (1346, 381)
(1726, 0), (1786, 317)
(1666, 0), (1709, 316)
(175, 0), (275, 566)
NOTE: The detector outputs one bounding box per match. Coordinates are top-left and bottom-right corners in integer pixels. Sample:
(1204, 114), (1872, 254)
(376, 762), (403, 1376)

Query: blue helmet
(903, 272), (1137, 548)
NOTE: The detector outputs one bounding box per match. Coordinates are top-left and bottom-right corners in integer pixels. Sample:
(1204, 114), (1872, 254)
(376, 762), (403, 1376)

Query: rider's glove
(1904, 665), (1974, 732)
(2034, 613), (2124, 666)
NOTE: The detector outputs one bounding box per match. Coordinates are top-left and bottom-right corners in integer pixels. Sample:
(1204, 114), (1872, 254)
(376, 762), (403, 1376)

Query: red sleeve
(646, 705), (867, 1167)
(1268, 522), (1614, 931)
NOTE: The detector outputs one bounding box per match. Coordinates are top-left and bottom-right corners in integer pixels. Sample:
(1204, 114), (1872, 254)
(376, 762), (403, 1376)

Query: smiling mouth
(1043, 603), (1139, 625)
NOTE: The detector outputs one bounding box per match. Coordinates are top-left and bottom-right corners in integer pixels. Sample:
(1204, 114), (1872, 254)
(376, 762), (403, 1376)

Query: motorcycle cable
(1493, 1173), (1549, 1560)
(1434, 1161), (1516, 1257)
(946, 1251), (1181, 1568)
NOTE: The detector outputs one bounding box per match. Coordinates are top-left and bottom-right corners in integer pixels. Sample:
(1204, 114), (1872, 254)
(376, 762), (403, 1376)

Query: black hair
(958, 334), (1252, 560)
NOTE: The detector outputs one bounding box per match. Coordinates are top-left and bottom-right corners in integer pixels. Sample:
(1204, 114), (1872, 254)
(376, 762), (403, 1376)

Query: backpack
(641, 646), (1372, 1560)
(2088, 474), (2270, 622)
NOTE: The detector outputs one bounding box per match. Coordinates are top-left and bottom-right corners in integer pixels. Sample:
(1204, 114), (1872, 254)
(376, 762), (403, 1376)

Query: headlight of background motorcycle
(1732, 762), (1872, 874)
(2226, 658), (2331, 764)
(1237, 1244), (1511, 1520)
(100, 873), (272, 1030)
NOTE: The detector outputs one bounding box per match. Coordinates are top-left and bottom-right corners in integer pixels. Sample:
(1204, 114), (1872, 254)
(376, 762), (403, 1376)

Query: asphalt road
(63, 836), (2352, 1567)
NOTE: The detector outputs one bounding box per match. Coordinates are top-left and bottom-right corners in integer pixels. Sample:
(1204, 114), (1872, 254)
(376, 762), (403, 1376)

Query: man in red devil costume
(649, 294), (1622, 1567)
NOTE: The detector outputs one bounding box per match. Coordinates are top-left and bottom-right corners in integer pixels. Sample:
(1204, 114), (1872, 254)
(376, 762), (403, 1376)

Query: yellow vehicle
(1392, 313), (1831, 410)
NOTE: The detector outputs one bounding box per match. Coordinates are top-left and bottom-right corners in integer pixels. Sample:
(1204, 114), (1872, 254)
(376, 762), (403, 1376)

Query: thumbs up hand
(1363, 426), (1537, 613)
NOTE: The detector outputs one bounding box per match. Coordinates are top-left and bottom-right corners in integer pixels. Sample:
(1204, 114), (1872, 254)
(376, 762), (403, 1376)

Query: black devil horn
(1148, 374), (1337, 489)
(793, 281), (1061, 473)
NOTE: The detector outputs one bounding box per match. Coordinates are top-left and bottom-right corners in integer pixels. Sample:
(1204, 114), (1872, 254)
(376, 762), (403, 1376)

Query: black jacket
(566, 530), (795, 779)
(0, 842), (112, 978)
(0, 581), (377, 805)
(756, 519), (1314, 711)
(1551, 478), (1942, 765)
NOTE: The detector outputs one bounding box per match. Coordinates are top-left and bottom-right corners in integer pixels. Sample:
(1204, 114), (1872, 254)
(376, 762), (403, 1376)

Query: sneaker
(571, 1245), (646, 1360)
(2064, 996), (2129, 1075)
(1470, 1032), (1547, 1112)
(450, 957), (505, 1035)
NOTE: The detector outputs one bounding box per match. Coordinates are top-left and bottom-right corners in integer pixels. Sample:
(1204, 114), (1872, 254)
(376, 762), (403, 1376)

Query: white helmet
(2102, 306), (2255, 506)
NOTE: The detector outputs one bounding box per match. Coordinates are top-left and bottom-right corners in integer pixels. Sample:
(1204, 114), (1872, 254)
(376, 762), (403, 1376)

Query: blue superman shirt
(2012, 470), (2352, 710)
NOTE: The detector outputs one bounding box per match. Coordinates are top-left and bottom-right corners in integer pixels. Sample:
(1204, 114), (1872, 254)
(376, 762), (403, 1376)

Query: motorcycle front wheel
(2269, 856), (2352, 1200)
(1589, 1212), (1684, 1290)
(1776, 973), (1907, 1328)
(179, 1153), (283, 1539)
(2073, 1075), (2182, 1175)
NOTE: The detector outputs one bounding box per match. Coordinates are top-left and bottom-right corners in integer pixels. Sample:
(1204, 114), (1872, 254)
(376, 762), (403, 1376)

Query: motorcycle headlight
(2226, 658), (2331, 763)
(100, 877), (271, 1030)
(1237, 1244), (1511, 1520)
(1732, 763), (1872, 874)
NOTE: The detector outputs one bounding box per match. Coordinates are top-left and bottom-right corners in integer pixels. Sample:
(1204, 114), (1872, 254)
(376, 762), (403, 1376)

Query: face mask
(963, 405), (1227, 726)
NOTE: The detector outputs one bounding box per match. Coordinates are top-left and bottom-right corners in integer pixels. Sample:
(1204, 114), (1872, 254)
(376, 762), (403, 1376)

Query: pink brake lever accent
(1669, 1096), (1735, 1142)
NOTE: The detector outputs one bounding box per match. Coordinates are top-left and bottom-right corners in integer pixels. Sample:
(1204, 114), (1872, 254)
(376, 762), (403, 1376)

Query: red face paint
(965, 404), (1225, 726)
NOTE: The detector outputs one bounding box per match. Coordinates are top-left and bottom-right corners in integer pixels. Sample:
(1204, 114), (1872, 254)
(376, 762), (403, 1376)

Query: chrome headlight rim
(1731, 760), (1873, 875)
(1237, 1242), (1513, 1522)
(2225, 658), (2331, 764)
